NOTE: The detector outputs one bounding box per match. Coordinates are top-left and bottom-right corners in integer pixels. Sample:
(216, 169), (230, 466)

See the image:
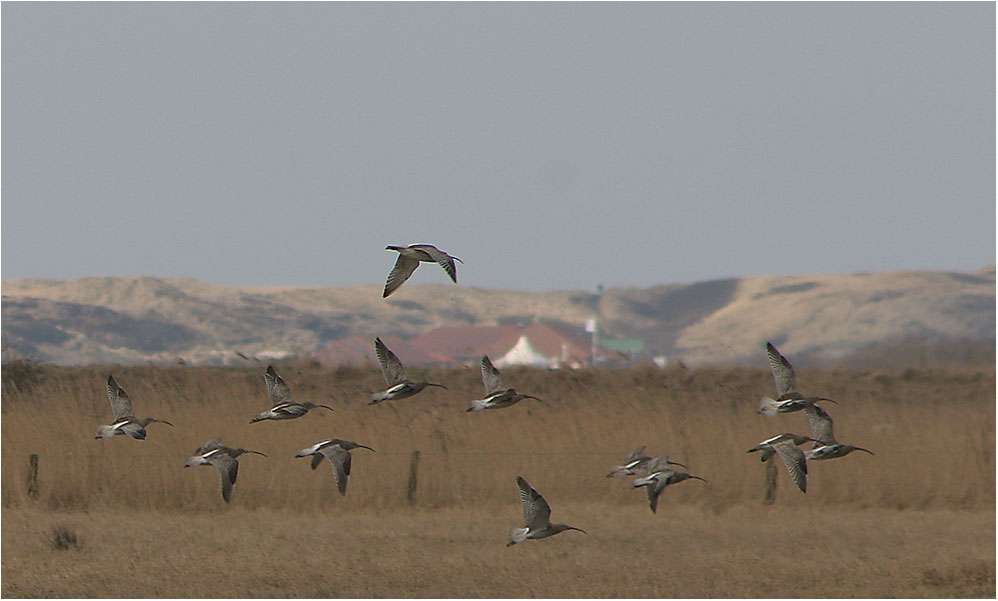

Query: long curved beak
(156, 419), (174, 427)
(668, 460), (688, 469)
(317, 405), (335, 412)
(429, 383), (447, 389)
(690, 475), (708, 482)
(247, 450), (267, 457)
(856, 447), (875, 455)
(568, 526), (587, 535)
(358, 445), (376, 452)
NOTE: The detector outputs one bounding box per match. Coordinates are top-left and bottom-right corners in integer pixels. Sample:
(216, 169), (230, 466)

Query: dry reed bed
(2, 364), (994, 512)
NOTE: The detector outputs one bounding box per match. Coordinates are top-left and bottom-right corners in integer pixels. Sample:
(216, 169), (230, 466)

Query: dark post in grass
(27, 453), (39, 499)
(407, 450), (421, 505)
(763, 459), (777, 504)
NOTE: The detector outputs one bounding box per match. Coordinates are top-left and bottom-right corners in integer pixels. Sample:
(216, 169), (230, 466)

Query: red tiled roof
(406, 325), (523, 360)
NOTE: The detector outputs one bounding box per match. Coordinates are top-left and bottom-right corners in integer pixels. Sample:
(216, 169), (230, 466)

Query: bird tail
(466, 399), (488, 412)
(631, 474), (655, 488)
(758, 397), (780, 416)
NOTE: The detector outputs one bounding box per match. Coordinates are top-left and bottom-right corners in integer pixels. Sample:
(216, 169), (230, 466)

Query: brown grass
(2, 363), (995, 597)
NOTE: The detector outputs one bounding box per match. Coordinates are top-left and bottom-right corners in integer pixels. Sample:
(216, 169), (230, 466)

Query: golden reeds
(2, 364), (994, 512)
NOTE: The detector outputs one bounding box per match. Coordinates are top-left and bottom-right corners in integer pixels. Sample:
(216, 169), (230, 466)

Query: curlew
(745, 433), (812, 493)
(369, 338), (446, 405)
(184, 438), (266, 503)
(802, 404), (875, 461)
(758, 342), (836, 416)
(606, 446), (686, 478)
(95, 375), (173, 440)
(507, 476), (586, 546)
(295, 438), (375, 495)
(746, 432), (818, 463)
(383, 243), (463, 298)
(250, 366), (334, 423)
(630, 456), (706, 513)
(466, 355), (543, 412)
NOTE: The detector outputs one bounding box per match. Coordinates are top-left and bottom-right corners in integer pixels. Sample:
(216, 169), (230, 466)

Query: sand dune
(2, 267), (993, 365)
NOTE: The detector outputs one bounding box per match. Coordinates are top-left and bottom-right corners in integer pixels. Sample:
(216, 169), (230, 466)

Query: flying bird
(606, 446), (686, 479)
(466, 355), (543, 412)
(95, 375), (173, 440)
(250, 366), (334, 423)
(630, 456), (706, 513)
(383, 244), (463, 298)
(802, 404), (875, 461)
(758, 342), (836, 416)
(184, 438), (266, 503)
(507, 476), (586, 546)
(369, 338), (446, 404)
(745, 433), (812, 493)
(295, 438), (376, 495)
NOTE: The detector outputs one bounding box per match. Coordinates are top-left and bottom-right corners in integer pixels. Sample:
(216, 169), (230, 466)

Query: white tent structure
(493, 335), (556, 368)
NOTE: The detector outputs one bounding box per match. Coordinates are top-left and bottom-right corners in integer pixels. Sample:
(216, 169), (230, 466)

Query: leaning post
(407, 450), (421, 505)
(27, 454), (39, 499)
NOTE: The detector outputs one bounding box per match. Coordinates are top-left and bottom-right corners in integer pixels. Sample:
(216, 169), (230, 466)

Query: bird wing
(625, 445), (648, 463)
(773, 441), (807, 493)
(195, 438), (223, 455)
(324, 449), (351, 495)
(106, 375), (134, 421)
(264, 366), (293, 405)
(480, 356), (506, 395)
(516, 476), (552, 530)
(383, 254), (421, 298)
(646, 477), (667, 513)
(210, 454), (238, 503)
(412, 244), (459, 283)
(645, 455), (676, 473)
(375, 338), (407, 385)
(310, 453), (324, 470)
(766, 342), (797, 396)
(804, 404), (837, 445)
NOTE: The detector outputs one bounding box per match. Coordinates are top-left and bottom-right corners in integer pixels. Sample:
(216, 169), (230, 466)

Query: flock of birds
(93, 244), (874, 546)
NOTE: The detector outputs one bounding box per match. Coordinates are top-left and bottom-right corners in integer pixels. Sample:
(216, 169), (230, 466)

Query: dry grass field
(2, 362), (995, 597)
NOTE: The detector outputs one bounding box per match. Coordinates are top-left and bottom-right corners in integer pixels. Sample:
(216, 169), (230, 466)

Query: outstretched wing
(383, 254), (421, 298)
(106, 375), (135, 421)
(624, 445), (648, 463)
(264, 366), (293, 406)
(480, 356), (506, 395)
(412, 244), (460, 283)
(766, 342), (797, 397)
(323, 448), (352, 495)
(211, 454), (238, 503)
(516, 476), (551, 530)
(804, 404), (837, 445)
(773, 441), (807, 493)
(375, 338), (407, 385)
(195, 437), (223, 455)
(644, 455), (676, 474)
(646, 477), (667, 513)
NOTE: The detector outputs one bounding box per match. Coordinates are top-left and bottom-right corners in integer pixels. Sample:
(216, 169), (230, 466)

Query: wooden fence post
(27, 454), (39, 499)
(763, 458), (777, 504)
(407, 450), (421, 505)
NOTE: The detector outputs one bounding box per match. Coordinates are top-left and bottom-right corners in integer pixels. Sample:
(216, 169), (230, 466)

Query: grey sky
(2, 3), (994, 291)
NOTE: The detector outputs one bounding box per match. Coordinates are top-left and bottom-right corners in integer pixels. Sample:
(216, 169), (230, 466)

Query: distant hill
(2, 267), (994, 367)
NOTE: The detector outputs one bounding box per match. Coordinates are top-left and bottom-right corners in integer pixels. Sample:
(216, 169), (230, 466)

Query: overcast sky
(2, 3), (994, 292)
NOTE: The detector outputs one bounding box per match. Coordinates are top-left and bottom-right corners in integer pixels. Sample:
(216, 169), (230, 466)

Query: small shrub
(49, 524), (81, 550)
